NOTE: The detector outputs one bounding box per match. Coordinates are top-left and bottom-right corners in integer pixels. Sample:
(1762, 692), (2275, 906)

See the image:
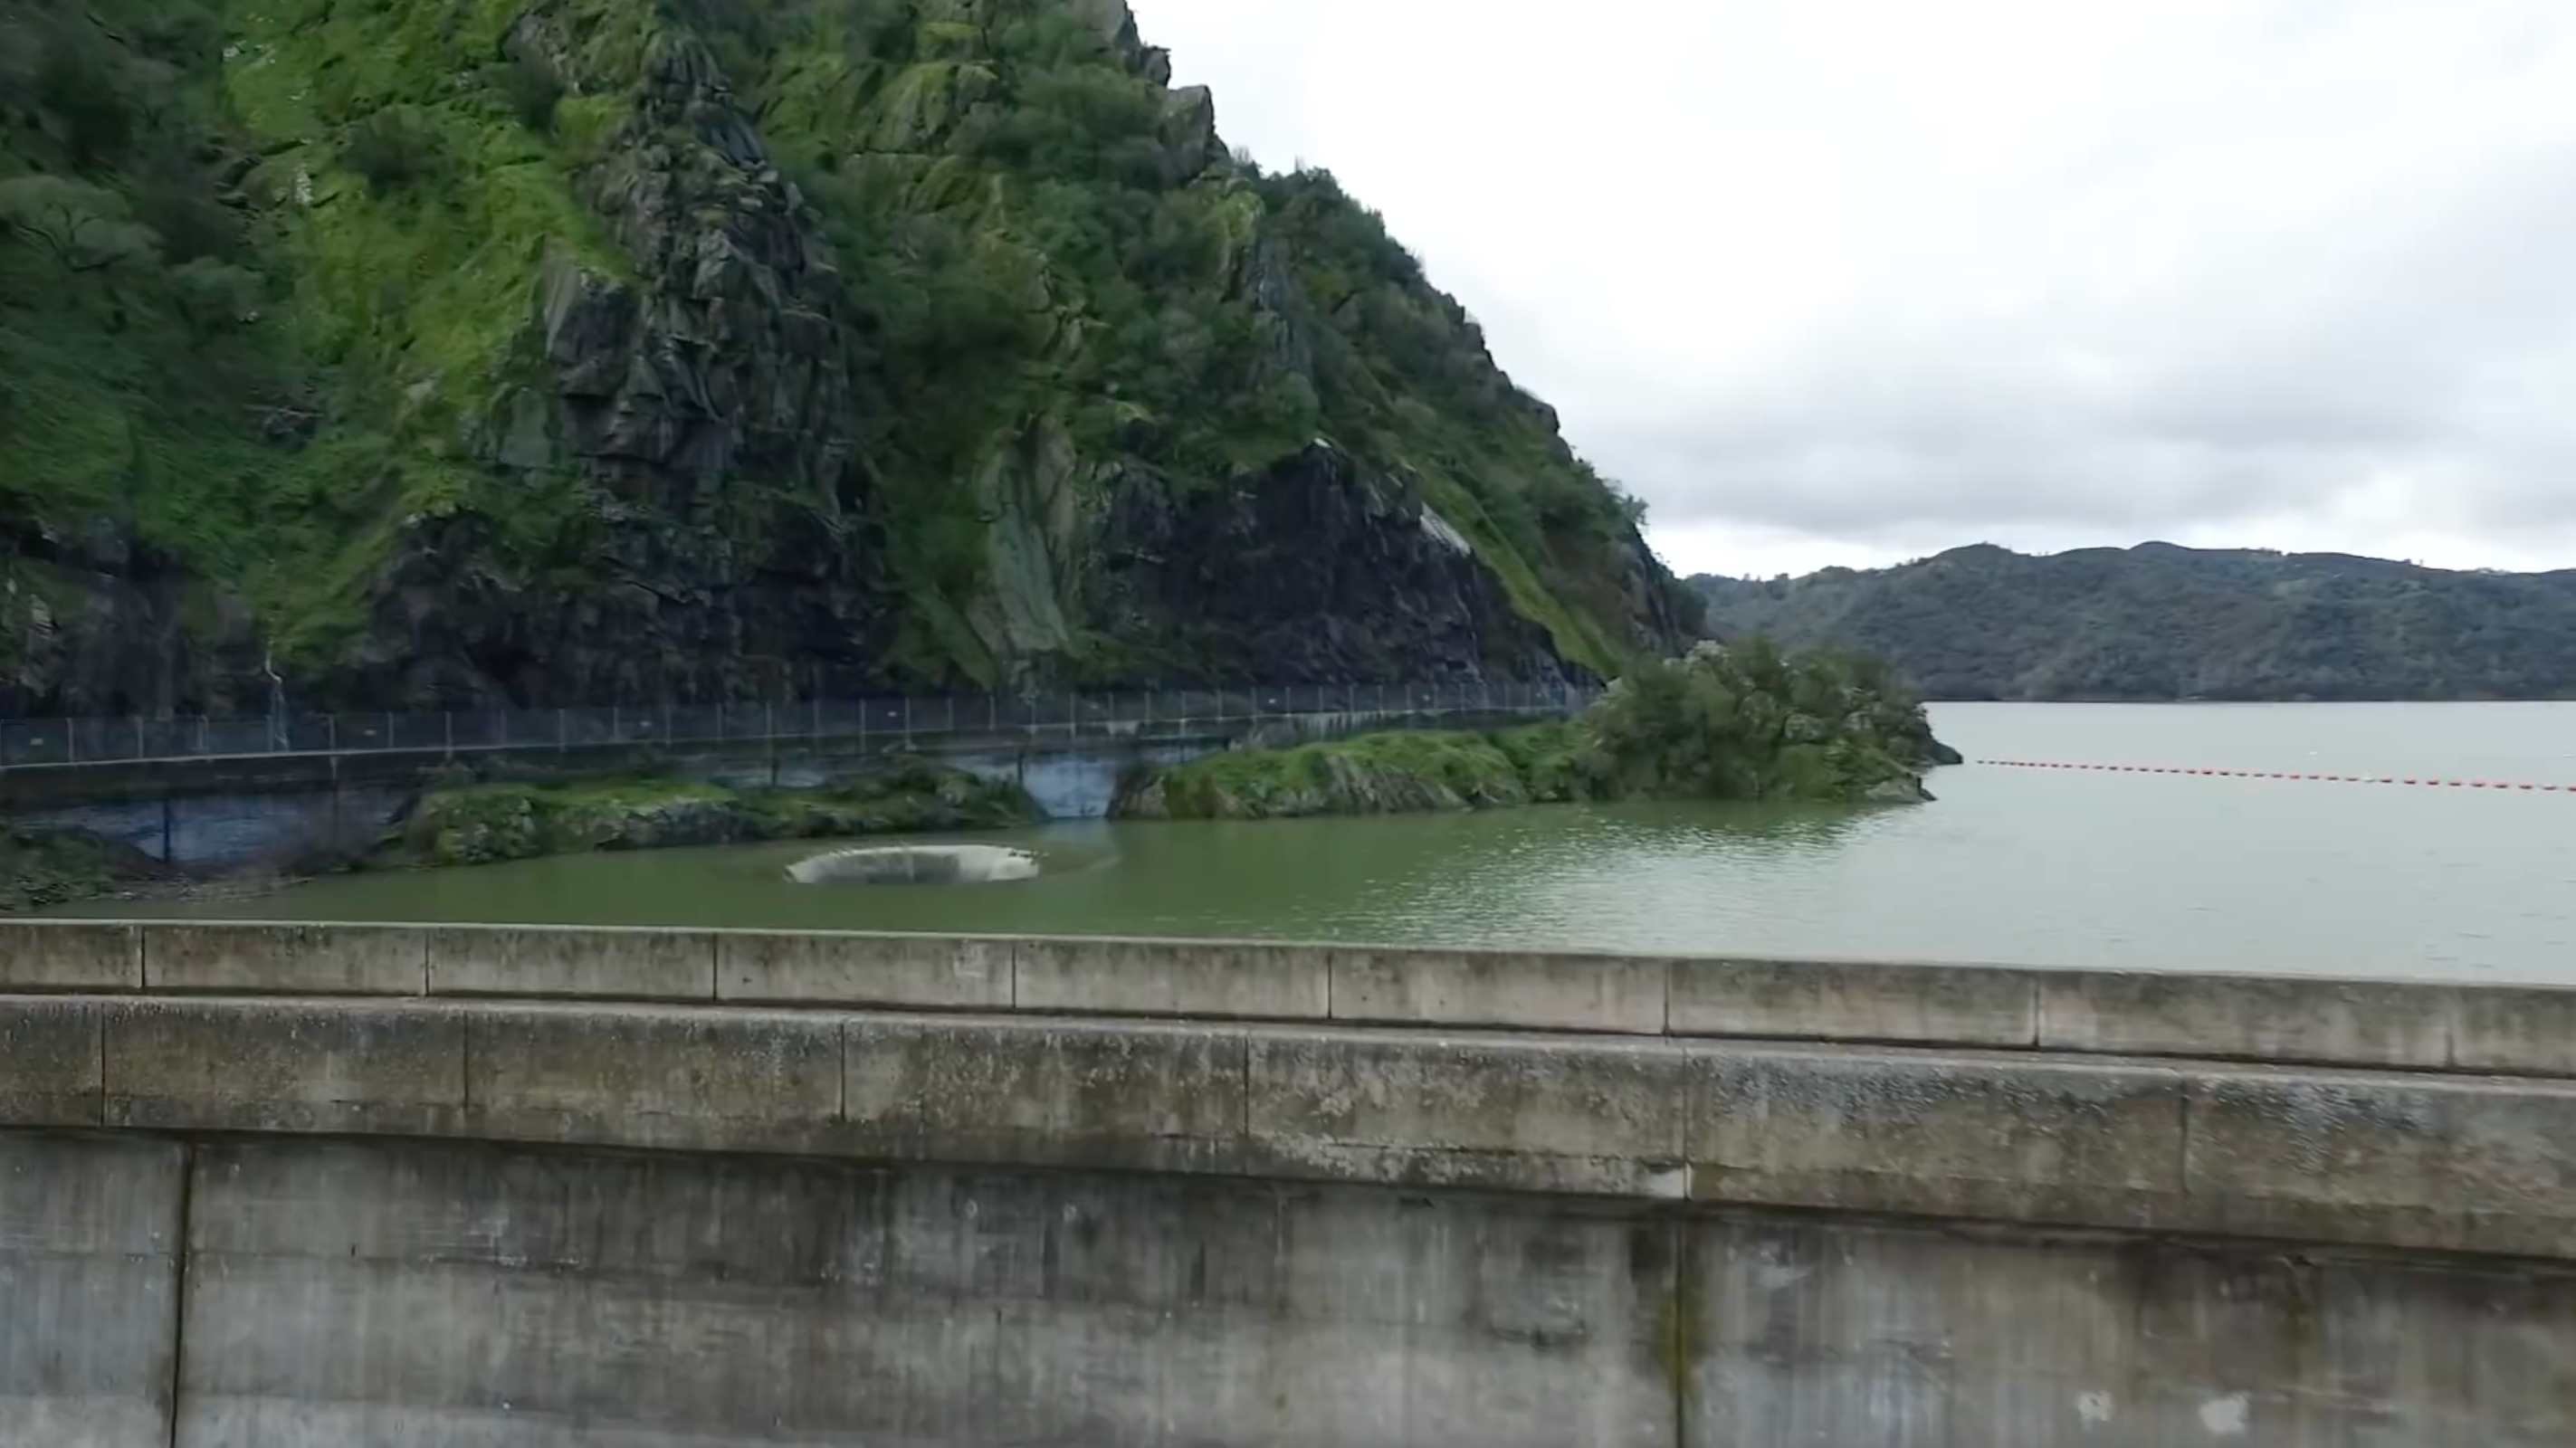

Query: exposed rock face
(1, 535), (262, 716)
(1090, 444), (1582, 685)
(0, 0), (1704, 718)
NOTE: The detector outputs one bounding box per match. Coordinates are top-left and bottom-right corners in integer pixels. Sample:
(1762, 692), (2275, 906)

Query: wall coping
(5, 918), (2574, 1078)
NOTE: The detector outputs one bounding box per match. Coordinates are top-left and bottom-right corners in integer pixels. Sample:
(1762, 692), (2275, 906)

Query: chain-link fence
(0, 681), (1601, 773)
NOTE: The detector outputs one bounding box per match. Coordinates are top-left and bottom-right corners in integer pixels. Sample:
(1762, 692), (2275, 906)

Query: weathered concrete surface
(1668, 957), (2034, 1047)
(1331, 947), (1666, 1034)
(2036, 970), (2451, 1069)
(143, 922), (424, 995)
(20, 919), (2576, 1079)
(845, 1014), (1246, 1175)
(465, 1004), (841, 1155)
(0, 997), (101, 1125)
(1688, 1215), (2576, 1447)
(716, 929), (1011, 1009)
(2182, 1065), (2576, 1260)
(426, 925), (716, 1000)
(172, 1138), (1674, 1448)
(1248, 1027), (1693, 1198)
(0, 1134), (183, 1448)
(101, 997), (466, 1137)
(0, 921), (139, 991)
(15, 993), (2576, 1259)
(1688, 1043), (2190, 1232)
(12, 1129), (2574, 1448)
(2450, 984), (2576, 1075)
(1014, 935), (1329, 1020)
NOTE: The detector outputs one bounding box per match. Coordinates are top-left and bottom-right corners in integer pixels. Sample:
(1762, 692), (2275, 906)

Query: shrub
(343, 109), (443, 195)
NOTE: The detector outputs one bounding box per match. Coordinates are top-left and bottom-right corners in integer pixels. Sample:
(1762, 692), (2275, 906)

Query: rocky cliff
(0, 0), (1701, 715)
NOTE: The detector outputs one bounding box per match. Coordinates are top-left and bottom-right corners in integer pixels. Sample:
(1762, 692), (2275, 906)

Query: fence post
(989, 692), (997, 732)
(902, 696), (911, 746)
(557, 709), (567, 752)
(328, 715), (338, 755)
(444, 711), (453, 758)
(611, 705), (621, 748)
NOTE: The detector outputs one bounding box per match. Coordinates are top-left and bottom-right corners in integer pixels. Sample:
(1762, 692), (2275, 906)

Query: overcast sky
(1127, 0), (2576, 579)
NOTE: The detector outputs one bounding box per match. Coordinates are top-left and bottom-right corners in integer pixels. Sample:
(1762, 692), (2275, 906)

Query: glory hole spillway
(7, 919), (2576, 1446)
(785, 843), (1045, 885)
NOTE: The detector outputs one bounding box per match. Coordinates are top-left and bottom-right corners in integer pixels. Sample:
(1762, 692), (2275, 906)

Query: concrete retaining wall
(11, 1130), (2576, 1447)
(9, 919), (2576, 1074)
(14, 990), (2576, 1260)
(16, 924), (2576, 1443)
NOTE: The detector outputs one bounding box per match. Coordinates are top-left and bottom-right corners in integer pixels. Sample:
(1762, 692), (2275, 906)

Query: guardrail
(0, 681), (1599, 775)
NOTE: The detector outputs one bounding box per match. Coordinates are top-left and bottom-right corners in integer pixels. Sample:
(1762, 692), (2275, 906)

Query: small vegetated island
(1116, 640), (1961, 820)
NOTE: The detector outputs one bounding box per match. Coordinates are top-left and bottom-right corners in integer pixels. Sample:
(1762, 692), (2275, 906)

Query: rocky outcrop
(1116, 729), (1550, 820)
(0, 0), (1703, 718)
(1089, 444), (1584, 685)
(387, 763), (1036, 869)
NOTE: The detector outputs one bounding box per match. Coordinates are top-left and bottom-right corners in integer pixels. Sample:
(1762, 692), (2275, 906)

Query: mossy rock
(382, 762), (1040, 869)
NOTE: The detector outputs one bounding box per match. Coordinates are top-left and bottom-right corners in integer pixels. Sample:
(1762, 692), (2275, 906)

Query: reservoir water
(72, 702), (2576, 982)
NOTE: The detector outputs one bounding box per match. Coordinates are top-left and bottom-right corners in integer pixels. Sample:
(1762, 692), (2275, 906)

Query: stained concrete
(0, 921), (139, 991)
(0, 1135), (183, 1448)
(17, 993), (2576, 1258)
(1331, 947), (1667, 1034)
(1688, 1215), (2576, 1447)
(15, 919), (2576, 1080)
(11, 1129), (2576, 1447)
(715, 929), (1013, 1009)
(1013, 935), (1331, 1020)
(170, 1138), (1674, 1448)
(141, 922), (424, 996)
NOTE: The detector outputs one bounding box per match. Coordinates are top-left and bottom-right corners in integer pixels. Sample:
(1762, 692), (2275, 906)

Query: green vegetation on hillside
(386, 760), (1036, 867)
(1, 0), (1693, 713)
(1694, 544), (2576, 701)
(0, 825), (167, 912)
(1117, 641), (1952, 819)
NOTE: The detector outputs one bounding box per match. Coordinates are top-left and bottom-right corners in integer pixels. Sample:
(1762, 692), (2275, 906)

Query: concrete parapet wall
(11, 919), (2576, 1076)
(16, 992), (2576, 1262)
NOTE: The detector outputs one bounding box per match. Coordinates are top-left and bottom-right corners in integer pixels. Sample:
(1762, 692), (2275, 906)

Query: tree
(343, 110), (444, 195)
(0, 176), (159, 273)
(167, 257), (262, 343)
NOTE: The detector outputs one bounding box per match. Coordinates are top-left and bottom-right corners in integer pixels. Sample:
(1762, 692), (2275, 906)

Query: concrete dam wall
(10, 922), (2576, 1445)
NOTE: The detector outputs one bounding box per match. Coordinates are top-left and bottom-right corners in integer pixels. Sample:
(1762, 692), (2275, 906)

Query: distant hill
(1690, 544), (2576, 701)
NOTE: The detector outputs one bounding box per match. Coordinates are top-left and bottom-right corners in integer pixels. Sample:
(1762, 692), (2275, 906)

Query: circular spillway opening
(786, 843), (1044, 886)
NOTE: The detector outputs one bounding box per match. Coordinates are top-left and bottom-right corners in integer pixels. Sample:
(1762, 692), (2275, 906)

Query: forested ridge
(0, 0), (1698, 715)
(1693, 543), (2576, 701)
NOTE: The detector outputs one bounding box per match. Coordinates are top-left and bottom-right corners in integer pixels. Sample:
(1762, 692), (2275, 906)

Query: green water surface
(69, 703), (2576, 981)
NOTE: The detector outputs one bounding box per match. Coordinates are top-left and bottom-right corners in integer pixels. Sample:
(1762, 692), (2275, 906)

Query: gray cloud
(1132, 0), (2576, 574)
